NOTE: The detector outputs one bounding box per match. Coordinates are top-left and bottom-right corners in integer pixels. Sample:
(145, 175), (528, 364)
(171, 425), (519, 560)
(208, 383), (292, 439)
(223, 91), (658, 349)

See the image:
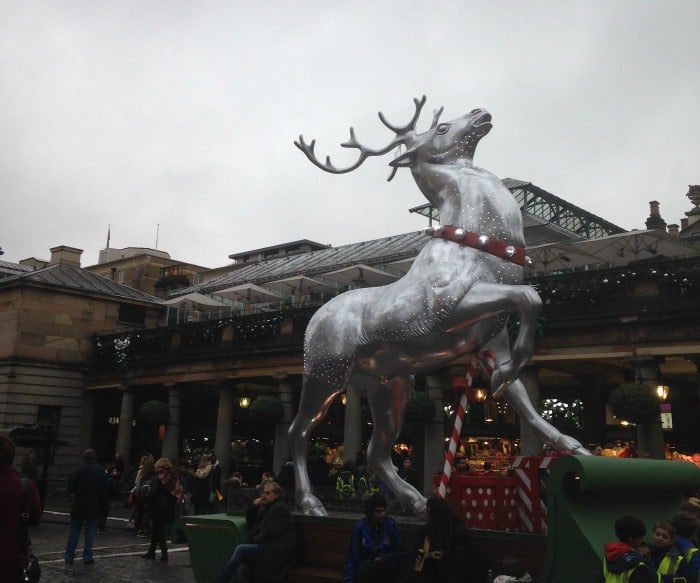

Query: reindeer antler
(294, 96), (428, 181)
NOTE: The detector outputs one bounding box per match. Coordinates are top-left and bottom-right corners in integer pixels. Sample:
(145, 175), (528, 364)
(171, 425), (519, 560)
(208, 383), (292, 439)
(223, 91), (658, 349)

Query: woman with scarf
(142, 457), (182, 562)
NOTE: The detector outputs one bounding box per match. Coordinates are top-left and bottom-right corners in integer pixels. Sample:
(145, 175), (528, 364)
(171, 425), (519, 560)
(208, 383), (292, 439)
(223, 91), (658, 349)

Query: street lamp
(656, 385), (669, 401)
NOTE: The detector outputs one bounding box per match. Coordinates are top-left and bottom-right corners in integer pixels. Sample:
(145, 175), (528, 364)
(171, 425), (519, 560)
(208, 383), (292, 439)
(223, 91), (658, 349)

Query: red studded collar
(425, 225), (529, 267)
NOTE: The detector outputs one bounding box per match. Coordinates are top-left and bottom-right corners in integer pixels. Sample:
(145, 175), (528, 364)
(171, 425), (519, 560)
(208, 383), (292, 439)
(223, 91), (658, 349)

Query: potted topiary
(609, 382), (660, 423)
(249, 395), (284, 424)
(139, 400), (169, 426)
(405, 391), (436, 423)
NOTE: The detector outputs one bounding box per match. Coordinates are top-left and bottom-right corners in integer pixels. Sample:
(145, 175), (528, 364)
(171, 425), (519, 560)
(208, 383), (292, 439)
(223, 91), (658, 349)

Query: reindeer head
(294, 97), (491, 181)
(392, 107), (491, 169)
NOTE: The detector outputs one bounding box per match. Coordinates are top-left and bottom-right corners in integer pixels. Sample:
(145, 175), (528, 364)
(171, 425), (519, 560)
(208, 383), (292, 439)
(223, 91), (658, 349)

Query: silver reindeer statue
(289, 96), (589, 516)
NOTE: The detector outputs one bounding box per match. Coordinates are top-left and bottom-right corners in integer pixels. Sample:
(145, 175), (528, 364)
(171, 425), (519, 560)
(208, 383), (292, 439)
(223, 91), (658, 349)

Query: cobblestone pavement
(31, 496), (195, 583)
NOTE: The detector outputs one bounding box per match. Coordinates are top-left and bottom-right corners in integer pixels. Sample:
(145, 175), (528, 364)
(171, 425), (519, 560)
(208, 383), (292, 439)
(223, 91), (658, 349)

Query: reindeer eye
(436, 123), (450, 135)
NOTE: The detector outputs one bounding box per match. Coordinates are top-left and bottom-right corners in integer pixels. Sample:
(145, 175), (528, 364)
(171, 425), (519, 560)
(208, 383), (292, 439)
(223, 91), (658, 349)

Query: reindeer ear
(389, 148), (417, 168)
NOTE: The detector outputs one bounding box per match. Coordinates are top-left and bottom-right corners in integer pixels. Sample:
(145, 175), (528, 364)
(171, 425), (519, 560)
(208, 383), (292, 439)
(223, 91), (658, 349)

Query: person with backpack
(0, 435), (42, 581)
(131, 453), (155, 536)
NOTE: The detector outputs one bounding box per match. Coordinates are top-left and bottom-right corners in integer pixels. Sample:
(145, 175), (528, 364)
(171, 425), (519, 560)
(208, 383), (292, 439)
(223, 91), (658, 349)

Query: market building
(2, 181), (700, 494)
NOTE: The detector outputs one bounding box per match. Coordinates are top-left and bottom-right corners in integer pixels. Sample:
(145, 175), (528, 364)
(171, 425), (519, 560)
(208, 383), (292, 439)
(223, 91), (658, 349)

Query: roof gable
(0, 262), (161, 303)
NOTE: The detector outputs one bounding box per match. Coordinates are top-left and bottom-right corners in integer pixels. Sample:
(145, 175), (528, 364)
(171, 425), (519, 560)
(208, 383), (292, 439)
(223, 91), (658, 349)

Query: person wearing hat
(342, 492), (403, 583)
(64, 448), (109, 564)
(0, 434), (42, 581)
(493, 557), (533, 583)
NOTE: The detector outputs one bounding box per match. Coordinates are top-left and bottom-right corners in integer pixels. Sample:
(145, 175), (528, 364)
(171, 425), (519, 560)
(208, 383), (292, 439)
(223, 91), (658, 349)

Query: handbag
(22, 550), (41, 583)
(20, 479), (41, 582)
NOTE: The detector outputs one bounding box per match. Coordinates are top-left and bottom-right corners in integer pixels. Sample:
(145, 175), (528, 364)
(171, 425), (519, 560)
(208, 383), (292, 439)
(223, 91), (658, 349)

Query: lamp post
(656, 384), (669, 401)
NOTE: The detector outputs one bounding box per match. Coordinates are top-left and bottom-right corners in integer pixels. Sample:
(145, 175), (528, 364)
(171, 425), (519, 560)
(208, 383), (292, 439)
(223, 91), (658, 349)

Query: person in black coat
(406, 496), (470, 583)
(213, 481), (296, 583)
(64, 448), (109, 564)
(142, 457), (182, 562)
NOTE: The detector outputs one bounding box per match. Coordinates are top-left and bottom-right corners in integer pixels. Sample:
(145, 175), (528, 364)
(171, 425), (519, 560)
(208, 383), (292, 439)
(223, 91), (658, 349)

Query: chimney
(685, 185), (700, 227)
(645, 200), (667, 231)
(49, 245), (83, 267)
(667, 224), (679, 237)
(681, 218), (689, 230)
(19, 257), (49, 269)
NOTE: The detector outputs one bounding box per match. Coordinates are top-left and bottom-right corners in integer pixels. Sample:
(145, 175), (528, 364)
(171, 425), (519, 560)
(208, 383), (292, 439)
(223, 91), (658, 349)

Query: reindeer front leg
(483, 331), (591, 455)
(442, 280), (542, 391)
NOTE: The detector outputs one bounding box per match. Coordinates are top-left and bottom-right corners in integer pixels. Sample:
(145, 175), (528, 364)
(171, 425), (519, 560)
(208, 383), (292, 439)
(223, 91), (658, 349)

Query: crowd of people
(9, 434), (700, 582)
(603, 508), (700, 583)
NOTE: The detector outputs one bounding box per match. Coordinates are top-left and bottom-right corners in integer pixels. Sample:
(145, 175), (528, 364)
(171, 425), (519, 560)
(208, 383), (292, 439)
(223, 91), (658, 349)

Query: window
(118, 303), (146, 325)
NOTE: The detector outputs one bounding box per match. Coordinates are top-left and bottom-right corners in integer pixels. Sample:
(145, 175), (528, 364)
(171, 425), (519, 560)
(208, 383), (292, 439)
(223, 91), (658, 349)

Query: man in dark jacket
(0, 435), (42, 581)
(64, 448), (109, 564)
(213, 480), (296, 583)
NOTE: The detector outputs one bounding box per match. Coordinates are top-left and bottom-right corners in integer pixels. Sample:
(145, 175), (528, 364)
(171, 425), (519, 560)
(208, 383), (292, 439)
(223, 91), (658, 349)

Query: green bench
(175, 513), (248, 583)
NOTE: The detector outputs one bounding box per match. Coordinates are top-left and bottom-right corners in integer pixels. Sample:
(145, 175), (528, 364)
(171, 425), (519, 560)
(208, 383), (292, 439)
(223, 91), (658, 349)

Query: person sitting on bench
(213, 481), (295, 583)
(342, 493), (403, 583)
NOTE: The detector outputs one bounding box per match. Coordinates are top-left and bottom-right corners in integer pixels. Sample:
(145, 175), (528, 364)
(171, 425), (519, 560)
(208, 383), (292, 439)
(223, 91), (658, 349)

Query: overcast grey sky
(1, 1), (698, 268)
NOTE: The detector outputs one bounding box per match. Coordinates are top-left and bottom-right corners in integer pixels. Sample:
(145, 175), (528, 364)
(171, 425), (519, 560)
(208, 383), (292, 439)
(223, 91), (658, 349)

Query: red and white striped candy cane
(437, 349), (496, 498)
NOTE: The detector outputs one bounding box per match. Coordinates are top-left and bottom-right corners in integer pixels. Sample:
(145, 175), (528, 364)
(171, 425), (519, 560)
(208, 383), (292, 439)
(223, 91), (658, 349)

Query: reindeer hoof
(410, 496), (427, 517)
(297, 494), (328, 516)
(554, 436), (592, 456)
(304, 505), (329, 517)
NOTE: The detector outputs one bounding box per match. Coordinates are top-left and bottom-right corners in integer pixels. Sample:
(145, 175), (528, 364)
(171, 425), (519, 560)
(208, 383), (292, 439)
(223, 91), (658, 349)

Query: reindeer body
(289, 98), (589, 516)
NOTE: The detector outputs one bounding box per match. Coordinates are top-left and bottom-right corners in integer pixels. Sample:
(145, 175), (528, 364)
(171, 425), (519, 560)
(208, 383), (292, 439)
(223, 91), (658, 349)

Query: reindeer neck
(411, 162), (524, 244)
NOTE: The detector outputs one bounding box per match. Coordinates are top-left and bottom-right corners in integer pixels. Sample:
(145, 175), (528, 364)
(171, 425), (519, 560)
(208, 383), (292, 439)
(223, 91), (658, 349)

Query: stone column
(161, 383), (181, 460)
(691, 357), (700, 447)
(214, 385), (234, 481)
(519, 365), (542, 456)
(116, 384), (134, 465)
(79, 391), (96, 452)
(342, 389), (362, 467)
(422, 373), (446, 495)
(273, 376), (295, 475)
(579, 375), (604, 449)
(629, 357), (665, 459)
(693, 357), (700, 415)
